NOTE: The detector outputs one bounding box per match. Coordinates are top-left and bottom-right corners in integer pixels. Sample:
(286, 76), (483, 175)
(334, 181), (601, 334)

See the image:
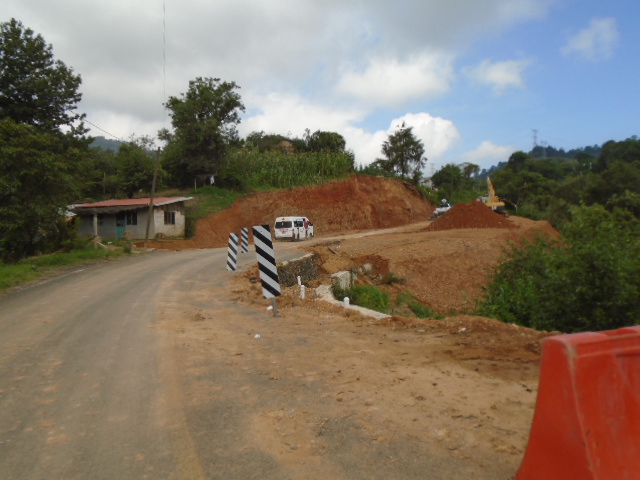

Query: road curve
(0, 246), (288, 480)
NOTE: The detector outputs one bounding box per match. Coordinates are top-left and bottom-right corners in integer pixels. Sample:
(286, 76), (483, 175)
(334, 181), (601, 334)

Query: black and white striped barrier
(226, 233), (239, 271)
(240, 227), (249, 253)
(252, 224), (281, 316)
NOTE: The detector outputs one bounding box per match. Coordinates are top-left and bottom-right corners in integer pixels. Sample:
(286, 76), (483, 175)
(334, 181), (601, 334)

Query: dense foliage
(490, 137), (640, 225)
(161, 77), (245, 187)
(477, 205), (640, 332)
(378, 126), (426, 181)
(0, 119), (82, 261)
(0, 19), (85, 136)
(0, 19), (90, 262)
(429, 162), (481, 202)
(221, 148), (354, 190)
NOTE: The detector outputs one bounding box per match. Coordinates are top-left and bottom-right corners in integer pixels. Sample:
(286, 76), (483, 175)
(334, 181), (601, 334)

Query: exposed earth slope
(149, 175), (434, 249)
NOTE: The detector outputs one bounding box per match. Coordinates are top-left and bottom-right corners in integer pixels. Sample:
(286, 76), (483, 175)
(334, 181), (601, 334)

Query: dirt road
(0, 232), (544, 479)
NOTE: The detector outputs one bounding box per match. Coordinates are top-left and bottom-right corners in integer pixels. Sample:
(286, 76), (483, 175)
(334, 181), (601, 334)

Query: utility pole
(143, 148), (160, 250)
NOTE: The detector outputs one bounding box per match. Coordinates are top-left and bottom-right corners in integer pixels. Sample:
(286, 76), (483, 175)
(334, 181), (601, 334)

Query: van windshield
(275, 221), (292, 228)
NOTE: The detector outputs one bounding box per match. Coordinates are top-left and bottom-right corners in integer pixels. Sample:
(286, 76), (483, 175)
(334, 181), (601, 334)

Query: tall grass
(222, 149), (355, 190)
(187, 185), (245, 218)
(0, 246), (124, 292)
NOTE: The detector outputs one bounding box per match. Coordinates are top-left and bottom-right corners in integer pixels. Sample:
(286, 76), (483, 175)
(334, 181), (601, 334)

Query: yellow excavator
(481, 177), (509, 216)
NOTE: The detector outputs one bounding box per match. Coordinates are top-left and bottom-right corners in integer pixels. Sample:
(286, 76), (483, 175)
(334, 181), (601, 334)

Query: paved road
(0, 245), (300, 480)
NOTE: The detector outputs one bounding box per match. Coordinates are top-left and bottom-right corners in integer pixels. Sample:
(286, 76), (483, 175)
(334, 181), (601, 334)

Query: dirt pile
(149, 176), (434, 249)
(424, 200), (517, 232)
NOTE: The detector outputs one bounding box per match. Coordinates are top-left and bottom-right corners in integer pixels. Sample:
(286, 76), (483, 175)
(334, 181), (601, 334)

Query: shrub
(395, 291), (441, 319)
(477, 205), (640, 332)
(332, 284), (390, 314)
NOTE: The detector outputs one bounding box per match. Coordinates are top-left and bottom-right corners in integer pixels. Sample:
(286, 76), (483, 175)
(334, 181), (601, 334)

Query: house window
(164, 211), (176, 225)
(126, 211), (137, 225)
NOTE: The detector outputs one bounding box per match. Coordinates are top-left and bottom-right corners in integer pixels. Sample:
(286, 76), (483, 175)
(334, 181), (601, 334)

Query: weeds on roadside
(332, 281), (442, 319)
(331, 284), (390, 314)
(0, 244), (124, 292)
(394, 291), (442, 319)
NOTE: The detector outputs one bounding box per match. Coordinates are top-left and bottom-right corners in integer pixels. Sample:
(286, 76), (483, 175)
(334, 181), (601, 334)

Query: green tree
(461, 162), (480, 180)
(594, 136), (640, 173)
(584, 160), (640, 208)
(0, 20), (89, 261)
(381, 126), (426, 179)
(116, 142), (156, 198)
(304, 129), (347, 153)
(506, 151), (530, 173)
(0, 119), (80, 261)
(430, 163), (463, 200)
(76, 146), (119, 200)
(162, 77), (245, 187)
(0, 19), (86, 136)
(477, 204), (640, 332)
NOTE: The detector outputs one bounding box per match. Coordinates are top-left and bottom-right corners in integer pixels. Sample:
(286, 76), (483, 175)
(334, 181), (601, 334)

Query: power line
(84, 119), (125, 142)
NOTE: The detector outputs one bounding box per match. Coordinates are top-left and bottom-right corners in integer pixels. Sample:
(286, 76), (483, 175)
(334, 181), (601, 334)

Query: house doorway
(116, 213), (126, 239)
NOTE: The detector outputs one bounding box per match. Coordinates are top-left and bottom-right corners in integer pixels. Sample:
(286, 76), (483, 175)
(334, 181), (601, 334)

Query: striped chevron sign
(240, 227), (249, 253)
(252, 224), (281, 298)
(226, 233), (239, 271)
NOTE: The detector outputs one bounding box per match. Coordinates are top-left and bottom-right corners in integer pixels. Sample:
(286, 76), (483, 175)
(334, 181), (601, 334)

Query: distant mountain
(530, 144), (603, 159)
(90, 136), (124, 152)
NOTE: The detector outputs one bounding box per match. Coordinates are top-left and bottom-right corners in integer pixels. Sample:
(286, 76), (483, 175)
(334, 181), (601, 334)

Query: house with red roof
(71, 197), (193, 240)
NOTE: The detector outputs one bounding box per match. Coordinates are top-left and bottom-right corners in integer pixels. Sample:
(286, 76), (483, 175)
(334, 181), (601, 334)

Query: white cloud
(334, 53), (455, 108)
(2, 0), (561, 161)
(239, 98), (461, 168)
(239, 92), (365, 138)
(395, 113), (461, 160)
(464, 59), (531, 94)
(340, 111), (461, 168)
(348, 112), (461, 168)
(463, 140), (515, 168)
(562, 17), (619, 62)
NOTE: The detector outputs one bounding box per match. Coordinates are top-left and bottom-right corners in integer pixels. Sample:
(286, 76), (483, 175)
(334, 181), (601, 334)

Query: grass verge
(0, 246), (126, 293)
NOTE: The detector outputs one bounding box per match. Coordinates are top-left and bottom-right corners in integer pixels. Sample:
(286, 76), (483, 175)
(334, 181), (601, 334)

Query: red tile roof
(74, 197), (191, 209)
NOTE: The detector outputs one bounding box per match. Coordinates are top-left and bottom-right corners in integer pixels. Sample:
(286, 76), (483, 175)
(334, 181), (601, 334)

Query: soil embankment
(148, 175), (434, 249)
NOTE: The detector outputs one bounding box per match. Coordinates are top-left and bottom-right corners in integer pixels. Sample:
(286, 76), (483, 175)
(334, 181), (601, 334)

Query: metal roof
(72, 197), (193, 215)
(75, 197), (192, 209)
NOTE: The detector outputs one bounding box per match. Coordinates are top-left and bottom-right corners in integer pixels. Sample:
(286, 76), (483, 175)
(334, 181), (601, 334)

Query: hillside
(148, 175), (557, 314)
(150, 175), (434, 249)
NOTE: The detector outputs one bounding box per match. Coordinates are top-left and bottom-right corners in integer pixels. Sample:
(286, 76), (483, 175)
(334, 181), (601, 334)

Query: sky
(3, 0), (639, 174)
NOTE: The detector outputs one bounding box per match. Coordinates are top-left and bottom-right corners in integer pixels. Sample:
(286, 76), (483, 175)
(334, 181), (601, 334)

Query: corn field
(221, 148), (355, 189)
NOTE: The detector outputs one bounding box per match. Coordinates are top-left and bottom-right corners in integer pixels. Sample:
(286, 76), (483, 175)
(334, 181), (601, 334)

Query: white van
(274, 216), (314, 241)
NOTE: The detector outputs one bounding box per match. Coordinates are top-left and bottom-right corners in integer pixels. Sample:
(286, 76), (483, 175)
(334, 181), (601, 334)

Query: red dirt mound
(424, 201), (517, 232)
(147, 175), (434, 249)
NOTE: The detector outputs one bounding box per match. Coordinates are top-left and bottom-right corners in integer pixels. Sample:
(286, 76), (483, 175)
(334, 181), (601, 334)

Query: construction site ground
(151, 176), (560, 478)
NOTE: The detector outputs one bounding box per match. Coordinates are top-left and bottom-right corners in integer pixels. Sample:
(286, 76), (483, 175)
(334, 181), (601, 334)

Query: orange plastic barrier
(517, 326), (640, 480)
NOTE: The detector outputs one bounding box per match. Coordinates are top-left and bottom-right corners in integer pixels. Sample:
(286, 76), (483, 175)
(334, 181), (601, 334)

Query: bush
(395, 291), (441, 319)
(477, 205), (640, 332)
(0, 243), (123, 291)
(332, 284), (390, 314)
